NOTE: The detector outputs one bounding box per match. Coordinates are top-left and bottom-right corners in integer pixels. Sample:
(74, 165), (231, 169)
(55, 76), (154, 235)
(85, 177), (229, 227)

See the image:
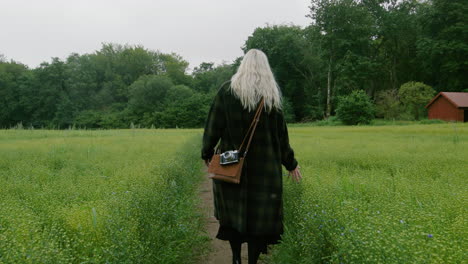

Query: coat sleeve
(201, 89), (226, 160)
(277, 110), (298, 171)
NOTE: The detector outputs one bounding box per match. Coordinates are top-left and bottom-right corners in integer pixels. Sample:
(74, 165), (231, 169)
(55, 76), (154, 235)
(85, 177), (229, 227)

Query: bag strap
(238, 98), (265, 157)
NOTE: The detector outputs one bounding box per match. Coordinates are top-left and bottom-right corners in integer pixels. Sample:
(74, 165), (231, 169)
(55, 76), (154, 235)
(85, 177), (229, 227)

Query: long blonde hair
(230, 49), (282, 112)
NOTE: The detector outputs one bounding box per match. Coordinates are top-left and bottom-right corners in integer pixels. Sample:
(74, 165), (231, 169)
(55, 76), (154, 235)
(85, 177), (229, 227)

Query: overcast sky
(1, 0), (311, 70)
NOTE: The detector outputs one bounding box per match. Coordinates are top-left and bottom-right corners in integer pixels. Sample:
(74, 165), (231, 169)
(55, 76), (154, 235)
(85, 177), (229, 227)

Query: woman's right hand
(288, 165), (302, 183)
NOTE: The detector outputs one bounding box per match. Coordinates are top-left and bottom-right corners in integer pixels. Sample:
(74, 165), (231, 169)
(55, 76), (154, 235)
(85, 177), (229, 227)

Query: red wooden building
(425, 92), (468, 122)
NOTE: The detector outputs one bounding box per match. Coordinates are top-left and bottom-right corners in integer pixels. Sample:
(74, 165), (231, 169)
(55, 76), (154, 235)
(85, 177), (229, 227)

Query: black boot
(229, 239), (242, 264)
(247, 240), (262, 264)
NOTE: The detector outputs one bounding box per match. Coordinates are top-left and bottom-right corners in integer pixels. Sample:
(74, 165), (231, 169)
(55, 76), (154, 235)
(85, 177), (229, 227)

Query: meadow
(271, 123), (467, 263)
(0, 129), (207, 263)
(0, 123), (466, 264)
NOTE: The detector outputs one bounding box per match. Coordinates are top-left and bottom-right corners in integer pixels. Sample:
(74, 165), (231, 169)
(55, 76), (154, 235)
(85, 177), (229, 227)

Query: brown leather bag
(207, 99), (265, 184)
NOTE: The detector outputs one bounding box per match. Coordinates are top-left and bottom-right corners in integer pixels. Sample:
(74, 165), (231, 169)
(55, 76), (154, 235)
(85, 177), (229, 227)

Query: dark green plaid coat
(201, 81), (297, 237)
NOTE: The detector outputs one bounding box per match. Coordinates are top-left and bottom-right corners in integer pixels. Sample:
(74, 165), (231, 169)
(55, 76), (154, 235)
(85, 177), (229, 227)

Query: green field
(1, 123), (467, 263)
(0, 129), (206, 263)
(272, 123), (467, 263)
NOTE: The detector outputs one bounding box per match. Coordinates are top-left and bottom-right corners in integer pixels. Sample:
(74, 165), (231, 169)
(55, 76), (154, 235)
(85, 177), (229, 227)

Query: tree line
(0, 45), (236, 129)
(1, 0), (466, 128)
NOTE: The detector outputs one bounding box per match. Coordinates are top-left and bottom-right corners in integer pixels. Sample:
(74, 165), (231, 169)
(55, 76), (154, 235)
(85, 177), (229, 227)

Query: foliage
(1, 0), (467, 127)
(270, 124), (468, 263)
(192, 63), (235, 93)
(157, 92), (212, 128)
(0, 44), (223, 129)
(282, 97), (296, 123)
(416, 0), (468, 92)
(310, 0), (376, 91)
(336, 90), (375, 125)
(375, 89), (402, 119)
(127, 75), (173, 115)
(398, 81), (435, 120)
(0, 130), (207, 263)
(244, 25), (317, 121)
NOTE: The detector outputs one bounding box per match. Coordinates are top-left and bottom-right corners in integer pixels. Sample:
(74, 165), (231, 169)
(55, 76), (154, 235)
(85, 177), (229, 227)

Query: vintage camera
(219, 150), (240, 165)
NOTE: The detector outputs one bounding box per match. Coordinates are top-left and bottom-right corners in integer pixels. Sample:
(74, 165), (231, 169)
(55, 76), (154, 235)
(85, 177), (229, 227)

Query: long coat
(201, 81), (297, 237)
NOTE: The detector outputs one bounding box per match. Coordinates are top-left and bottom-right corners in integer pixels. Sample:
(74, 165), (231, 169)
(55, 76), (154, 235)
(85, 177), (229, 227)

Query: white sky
(0, 0), (311, 71)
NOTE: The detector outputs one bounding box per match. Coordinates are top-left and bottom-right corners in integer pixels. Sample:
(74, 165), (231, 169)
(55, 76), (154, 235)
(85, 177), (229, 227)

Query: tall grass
(0, 129), (207, 263)
(270, 123), (467, 263)
(2, 124), (466, 263)
(289, 118), (449, 127)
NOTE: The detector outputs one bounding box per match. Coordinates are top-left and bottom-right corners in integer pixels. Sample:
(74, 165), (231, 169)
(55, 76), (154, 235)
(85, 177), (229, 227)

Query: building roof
(425, 92), (468, 108)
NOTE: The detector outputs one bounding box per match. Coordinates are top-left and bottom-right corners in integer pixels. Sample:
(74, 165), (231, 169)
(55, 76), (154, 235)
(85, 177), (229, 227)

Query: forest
(0, 0), (466, 128)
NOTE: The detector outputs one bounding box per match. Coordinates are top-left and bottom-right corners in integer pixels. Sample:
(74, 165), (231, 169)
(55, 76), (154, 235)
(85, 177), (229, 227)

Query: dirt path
(198, 175), (249, 264)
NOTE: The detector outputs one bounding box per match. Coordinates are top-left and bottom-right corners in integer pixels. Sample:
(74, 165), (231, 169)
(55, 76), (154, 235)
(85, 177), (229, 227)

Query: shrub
(398, 82), (435, 120)
(74, 110), (101, 128)
(375, 89), (402, 119)
(335, 90), (375, 125)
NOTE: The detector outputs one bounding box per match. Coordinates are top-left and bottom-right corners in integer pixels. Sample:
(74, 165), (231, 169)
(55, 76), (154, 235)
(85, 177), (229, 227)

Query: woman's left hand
(288, 165), (302, 183)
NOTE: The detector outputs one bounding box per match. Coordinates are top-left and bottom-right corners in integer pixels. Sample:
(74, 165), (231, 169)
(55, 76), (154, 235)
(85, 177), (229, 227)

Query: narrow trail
(198, 174), (249, 264)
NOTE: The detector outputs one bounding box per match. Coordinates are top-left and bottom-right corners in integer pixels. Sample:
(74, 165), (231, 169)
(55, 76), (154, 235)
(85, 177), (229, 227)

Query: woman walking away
(201, 49), (302, 264)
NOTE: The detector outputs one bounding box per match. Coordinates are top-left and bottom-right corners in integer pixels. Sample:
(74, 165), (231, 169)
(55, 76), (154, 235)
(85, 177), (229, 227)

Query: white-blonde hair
(230, 49), (282, 112)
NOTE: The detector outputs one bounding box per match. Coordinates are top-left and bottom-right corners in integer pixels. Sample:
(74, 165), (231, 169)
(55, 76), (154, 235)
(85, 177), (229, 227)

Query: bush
(128, 75), (173, 114)
(335, 90), (375, 125)
(74, 110), (101, 128)
(375, 89), (402, 119)
(398, 82), (435, 120)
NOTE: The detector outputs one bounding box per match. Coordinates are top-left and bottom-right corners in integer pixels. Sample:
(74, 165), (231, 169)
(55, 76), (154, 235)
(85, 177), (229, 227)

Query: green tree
(160, 53), (192, 86)
(53, 92), (76, 128)
(244, 25), (321, 121)
(336, 90), (375, 125)
(127, 75), (173, 125)
(417, 0), (468, 92)
(281, 97), (296, 123)
(165, 84), (194, 103)
(192, 62), (235, 93)
(65, 53), (100, 111)
(363, 0), (423, 91)
(398, 81), (435, 120)
(33, 58), (70, 127)
(0, 61), (29, 127)
(157, 93), (211, 128)
(93, 44), (156, 104)
(375, 89), (401, 119)
(309, 0), (375, 117)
